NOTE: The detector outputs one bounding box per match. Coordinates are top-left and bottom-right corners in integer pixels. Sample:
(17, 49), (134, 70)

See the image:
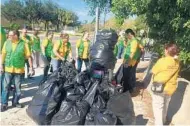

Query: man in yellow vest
(123, 29), (144, 93)
(0, 30), (34, 112)
(31, 30), (41, 68)
(1, 26), (7, 94)
(21, 28), (32, 78)
(52, 33), (72, 71)
(76, 32), (90, 72)
(41, 31), (54, 78)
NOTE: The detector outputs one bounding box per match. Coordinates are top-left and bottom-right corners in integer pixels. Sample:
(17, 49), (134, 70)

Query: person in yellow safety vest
(21, 28), (32, 78)
(123, 29), (144, 93)
(41, 31), (54, 78)
(0, 26), (6, 53)
(52, 33), (72, 71)
(114, 35), (126, 59)
(0, 26), (7, 95)
(31, 30), (41, 68)
(76, 32), (90, 73)
(0, 30), (34, 112)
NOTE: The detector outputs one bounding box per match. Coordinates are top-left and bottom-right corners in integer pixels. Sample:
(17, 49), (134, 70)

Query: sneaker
(12, 103), (24, 108)
(1, 105), (8, 112)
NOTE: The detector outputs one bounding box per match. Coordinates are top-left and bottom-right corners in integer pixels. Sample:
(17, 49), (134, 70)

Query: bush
(9, 23), (20, 30)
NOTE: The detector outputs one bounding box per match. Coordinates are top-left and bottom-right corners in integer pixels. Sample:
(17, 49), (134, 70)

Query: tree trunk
(44, 21), (49, 31)
(64, 25), (67, 30)
(31, 20), (34, 30)
(56, 23), (59, 32)
(103, 11), (107, 27)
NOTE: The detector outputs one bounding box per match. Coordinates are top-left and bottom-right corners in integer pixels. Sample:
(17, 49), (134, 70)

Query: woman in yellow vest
(41, 31), (54, 78)
(76, 32), (90, 72)
(52, 33), (72, 71)
(31, 30), (41, 68)
(150, 43), (180, 125)
(1, 30), (34, 111)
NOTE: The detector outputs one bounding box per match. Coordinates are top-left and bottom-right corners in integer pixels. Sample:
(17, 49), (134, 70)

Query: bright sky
(55, 0), (114, 23)
(1, 0), (114, 23)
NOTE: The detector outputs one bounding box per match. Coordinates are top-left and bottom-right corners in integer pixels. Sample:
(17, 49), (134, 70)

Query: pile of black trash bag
(26, 61), (135, 125)
(27, 29), (135, 125)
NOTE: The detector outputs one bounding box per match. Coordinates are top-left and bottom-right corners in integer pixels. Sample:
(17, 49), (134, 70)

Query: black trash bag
(90, 29), (118, 70)
(60, 61), (78, 78)
(97, 75), (122, 102)
(76, 71), (92, 91)
(115, 64), (124, 85)
(107, 92), (135, 125)
(92, 95), (106, 111)
(85, 109), (117, 125)
(66, 85), (86, 101)
(26, 80), (65, 125)
(83, 80), (99, 106)
(51, 100), (90, 125)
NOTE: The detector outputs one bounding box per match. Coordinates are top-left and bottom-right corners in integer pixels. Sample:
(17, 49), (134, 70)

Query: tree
(111, 0), (190, 66)
(40, 1), (58, 30)
(1, 0), (24, 23)
(83, 0), (112, 27)
(22, 0), (43, 29)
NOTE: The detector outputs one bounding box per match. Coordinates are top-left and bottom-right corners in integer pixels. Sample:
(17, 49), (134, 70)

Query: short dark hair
(33, 30), (38, 36)
(61, 33), (69, 39)
(165, 43), (179, 56)
(46, 31), (53, 37)
(12, 30), (20, 38)
(125, 29), (135, 36)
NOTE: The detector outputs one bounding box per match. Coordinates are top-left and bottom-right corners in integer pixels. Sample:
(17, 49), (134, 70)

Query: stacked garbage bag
(26, 29), (135, 125)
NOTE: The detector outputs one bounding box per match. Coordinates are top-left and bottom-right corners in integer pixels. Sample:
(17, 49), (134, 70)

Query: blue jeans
(117, 45), (124, 59)
(1, 72), (22, 105)
(1, 72), (5, 95)
(51, 59), (62, 72)
(77, 58), (89, 73)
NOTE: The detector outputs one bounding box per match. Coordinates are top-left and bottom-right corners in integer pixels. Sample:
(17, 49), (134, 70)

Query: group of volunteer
(0, 27), (91, 112)
(0, 26), (180, 126)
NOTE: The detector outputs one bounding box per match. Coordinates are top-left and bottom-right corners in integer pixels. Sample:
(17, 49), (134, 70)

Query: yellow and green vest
(32, 35), (41, 52)
(45, 39), (53, 57)
(5, 40), (25, 68)
(124, 38), (141, 61)
(22, 35), (32, 51)
(51, 40), (71, 60)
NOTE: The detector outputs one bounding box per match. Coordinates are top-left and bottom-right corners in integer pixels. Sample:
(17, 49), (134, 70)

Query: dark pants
(77, 58), (89, 73)
(1, 72), (23, 105)
(131, 62), (138, 89)
(44, 57), (51, 78)
(123, 66), (133, 92)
